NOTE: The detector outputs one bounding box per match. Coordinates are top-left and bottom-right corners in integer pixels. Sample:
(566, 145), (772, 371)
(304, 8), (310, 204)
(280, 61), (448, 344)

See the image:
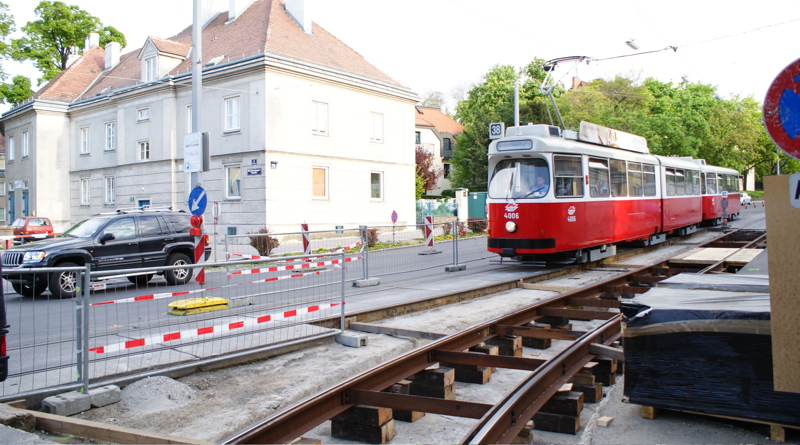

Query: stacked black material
(621, 288), (800, 426)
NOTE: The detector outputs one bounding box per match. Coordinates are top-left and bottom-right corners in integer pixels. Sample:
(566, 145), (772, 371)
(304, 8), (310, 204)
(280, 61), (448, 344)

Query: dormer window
(144, 57), (157, 82)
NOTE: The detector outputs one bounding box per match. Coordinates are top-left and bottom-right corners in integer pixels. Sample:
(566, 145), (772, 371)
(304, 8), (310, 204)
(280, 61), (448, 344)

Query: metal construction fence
(0, 219), (491, 401)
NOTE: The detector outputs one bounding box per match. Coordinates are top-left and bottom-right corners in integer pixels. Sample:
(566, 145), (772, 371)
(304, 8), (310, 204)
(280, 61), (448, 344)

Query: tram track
(223, 228), (767, 444)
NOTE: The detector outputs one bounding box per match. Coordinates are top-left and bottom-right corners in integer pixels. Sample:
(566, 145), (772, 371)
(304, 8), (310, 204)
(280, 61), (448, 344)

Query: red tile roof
(415, 106), (463, 135)
(29, 0), (408, 104)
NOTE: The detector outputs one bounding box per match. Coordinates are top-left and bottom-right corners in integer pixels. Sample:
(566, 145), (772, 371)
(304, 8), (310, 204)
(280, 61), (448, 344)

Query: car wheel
(49, 262), (80, 299)
(164, 253), (193, 285)
(127, 274), (153, 286)
(11, 280), (47, 297)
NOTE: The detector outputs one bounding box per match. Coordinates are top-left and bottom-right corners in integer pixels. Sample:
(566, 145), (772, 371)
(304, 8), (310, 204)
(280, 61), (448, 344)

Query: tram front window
(489, 159), (550, 199)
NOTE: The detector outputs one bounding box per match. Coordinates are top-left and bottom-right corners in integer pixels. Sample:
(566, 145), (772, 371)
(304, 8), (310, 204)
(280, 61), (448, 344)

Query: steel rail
(223, 229), (764, 444)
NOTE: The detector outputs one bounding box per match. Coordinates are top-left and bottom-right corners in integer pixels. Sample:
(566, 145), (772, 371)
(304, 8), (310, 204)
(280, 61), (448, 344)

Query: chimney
(66, 46), (80, 68)
(286, 0), (312, 34)
(105, 41), (121, 70)
(85, 32), (100, 51)
(229, 0), (255, 21)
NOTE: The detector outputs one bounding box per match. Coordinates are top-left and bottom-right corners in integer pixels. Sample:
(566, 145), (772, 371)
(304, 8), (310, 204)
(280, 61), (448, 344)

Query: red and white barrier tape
(228, 255), (360, 278)
(226, 242), (361, 261)
(89, 301), (340, 354)
(90, 262), (350, 306)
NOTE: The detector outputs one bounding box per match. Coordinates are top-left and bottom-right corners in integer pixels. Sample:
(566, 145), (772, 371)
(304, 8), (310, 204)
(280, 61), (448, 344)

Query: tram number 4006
(504, 212), (520, 219)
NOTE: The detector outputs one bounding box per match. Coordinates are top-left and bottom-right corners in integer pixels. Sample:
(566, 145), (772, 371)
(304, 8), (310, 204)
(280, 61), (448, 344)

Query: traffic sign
(391, 210), (398, 223)
(188, 186), (207, 216)
(489, 122), (505, 140)
(764, 58), (800, 160)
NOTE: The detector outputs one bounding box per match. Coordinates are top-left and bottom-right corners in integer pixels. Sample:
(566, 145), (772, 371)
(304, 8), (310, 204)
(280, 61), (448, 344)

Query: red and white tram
(486, 122), (741, 263)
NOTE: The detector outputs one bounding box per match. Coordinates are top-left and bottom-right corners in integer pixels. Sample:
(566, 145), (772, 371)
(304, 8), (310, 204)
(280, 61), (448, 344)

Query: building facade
(414, 106), (463, 196)
(0, 0), (418, 235)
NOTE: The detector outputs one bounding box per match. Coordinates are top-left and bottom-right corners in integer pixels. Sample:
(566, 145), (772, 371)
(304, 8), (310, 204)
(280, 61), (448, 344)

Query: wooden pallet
(641, 405), (798, 442)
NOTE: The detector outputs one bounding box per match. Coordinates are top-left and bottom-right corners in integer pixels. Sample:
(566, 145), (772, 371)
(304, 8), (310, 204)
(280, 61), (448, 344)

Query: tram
(486, 121), (741, 263)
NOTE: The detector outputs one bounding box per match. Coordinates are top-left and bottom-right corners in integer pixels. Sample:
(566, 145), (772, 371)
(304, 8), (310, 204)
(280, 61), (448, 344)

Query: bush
(467, 217), (488, 234)
(248, 227), (280, 257)
(441, 222), (452, 236)
(441, 189), (456, 198)
(361, 227), (380, 248)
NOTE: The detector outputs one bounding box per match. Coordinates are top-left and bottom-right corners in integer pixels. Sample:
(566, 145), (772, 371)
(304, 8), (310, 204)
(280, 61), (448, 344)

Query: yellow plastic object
(168, 296), (229, 316)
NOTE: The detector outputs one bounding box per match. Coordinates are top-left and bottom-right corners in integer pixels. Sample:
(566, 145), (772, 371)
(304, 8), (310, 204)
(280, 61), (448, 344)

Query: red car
(12, 217), (55, 243)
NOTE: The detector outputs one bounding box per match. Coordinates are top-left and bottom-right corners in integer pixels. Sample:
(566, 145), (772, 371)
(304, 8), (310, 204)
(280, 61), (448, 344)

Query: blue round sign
(391, 210), (398, 223)
(188, 186), (207, 216)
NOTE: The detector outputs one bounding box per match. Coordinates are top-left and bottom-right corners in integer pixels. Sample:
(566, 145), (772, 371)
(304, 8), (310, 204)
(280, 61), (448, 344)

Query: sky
(4, 0), (800, 113)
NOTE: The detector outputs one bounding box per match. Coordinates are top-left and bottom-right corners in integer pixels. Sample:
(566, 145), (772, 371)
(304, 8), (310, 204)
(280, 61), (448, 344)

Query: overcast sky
(5, 0), (800, 111)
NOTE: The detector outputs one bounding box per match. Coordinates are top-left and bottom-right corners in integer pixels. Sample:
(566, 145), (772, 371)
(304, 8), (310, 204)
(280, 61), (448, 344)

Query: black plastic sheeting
(621, 289), (800, 427)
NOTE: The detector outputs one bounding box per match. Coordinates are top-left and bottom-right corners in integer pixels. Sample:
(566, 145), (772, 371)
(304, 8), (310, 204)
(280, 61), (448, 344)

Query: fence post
(340, 250), (346, 332)
(445, 220), (466, 272)
(353, 225), (380, 287)
(75, 264), (91, 393)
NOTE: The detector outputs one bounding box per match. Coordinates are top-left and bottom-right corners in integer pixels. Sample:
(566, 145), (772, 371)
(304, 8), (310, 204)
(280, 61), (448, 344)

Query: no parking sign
(764, 58), (800, 160)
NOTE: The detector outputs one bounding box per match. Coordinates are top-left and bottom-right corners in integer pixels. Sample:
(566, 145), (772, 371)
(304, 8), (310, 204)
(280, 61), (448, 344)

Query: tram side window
(627, 162), (643, 197)
(554, 155), (583, 198)
(706, 174), (718, 194)
(675, 169), (686, 196)
(589, 158), (610, 198)
(694, 171), (702, 195)
(642, 164), (657, 196)
(685, 170), (696, 195)
(665, 168), (676, 196)
(610, 159), (627, 197)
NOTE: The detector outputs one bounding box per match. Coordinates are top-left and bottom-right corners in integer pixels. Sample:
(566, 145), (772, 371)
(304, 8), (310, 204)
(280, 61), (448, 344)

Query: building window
(0, 207), (5, 223)
(137, 140), (151, 160)
(80, 178), (90, 205)
(104, 176), (115, 204)
(370, 171), (383, 200)
(370, 112), (383, 143)
(0, 182), (5, 195)
(312, 101), (328, 135)
(22, 131), (29, 157)
(415, 131), (421, 144)
(226, 165), (241, 199)
(0, 154), (5, 169)
(138, 108), (150, 122)
(186, 105), (193, 133)
(7, 135), (13, 162)
(104, 122), (116, 151)
(312, 166), (328, 199)
(224, 96), (240, 132)
(443, 163), (451, 179)
(80, 127), (90, 154)
(144, 57), (157, 82)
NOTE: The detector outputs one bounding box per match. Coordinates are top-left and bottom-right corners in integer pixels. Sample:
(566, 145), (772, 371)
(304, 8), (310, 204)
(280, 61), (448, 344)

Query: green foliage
(420, 91), (445, 109)
(0, 75), (33, 106)
(12, 1), (127, 83)
(414, 166), (426, 200)
(451, 60), (554, 192)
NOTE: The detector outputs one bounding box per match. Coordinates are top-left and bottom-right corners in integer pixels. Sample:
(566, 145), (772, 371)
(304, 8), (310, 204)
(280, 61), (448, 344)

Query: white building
(0, 0), (418, 235)
(414, 106), (462, 196)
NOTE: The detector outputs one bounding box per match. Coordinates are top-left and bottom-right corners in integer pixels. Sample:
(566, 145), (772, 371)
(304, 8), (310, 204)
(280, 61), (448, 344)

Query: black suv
(1, 209), (209, 298)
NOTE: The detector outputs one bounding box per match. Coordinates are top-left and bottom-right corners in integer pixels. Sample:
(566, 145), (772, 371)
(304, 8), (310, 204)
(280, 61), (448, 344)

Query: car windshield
(61, 217), (111, 238)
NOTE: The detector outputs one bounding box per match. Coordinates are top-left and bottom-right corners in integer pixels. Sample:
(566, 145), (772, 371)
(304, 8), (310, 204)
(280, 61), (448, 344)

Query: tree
(415, 145), (443, 196)
(450, 59), (553, 191)
(0, 1), (14, 73)
(420, 91), (445, 109)
(0, 75), (33, 107)
(12, 1), (126, 83)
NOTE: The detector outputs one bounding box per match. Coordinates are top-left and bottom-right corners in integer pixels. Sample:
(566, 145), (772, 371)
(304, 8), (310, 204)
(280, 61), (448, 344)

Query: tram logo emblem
(567, 206), (577, 223)
(505, 203), (519, 212)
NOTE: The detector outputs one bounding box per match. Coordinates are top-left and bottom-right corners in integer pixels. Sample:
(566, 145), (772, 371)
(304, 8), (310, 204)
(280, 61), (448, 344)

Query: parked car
(11, 217), (54, 243)
(740, 192), (752, 205)
(0, 269), (7, 382)
(1, 208), (210, 298)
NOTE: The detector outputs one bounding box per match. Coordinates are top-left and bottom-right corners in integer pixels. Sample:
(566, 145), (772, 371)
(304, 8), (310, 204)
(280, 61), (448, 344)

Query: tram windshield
(489, 159), (550, 199)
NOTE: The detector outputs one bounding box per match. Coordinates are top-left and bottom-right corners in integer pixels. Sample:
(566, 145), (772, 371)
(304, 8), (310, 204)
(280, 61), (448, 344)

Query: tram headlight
(505, 221), (517, 233)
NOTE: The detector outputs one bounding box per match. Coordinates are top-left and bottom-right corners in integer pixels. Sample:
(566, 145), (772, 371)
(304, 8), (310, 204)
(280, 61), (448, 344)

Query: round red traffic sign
(764, 58), (800, 160)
